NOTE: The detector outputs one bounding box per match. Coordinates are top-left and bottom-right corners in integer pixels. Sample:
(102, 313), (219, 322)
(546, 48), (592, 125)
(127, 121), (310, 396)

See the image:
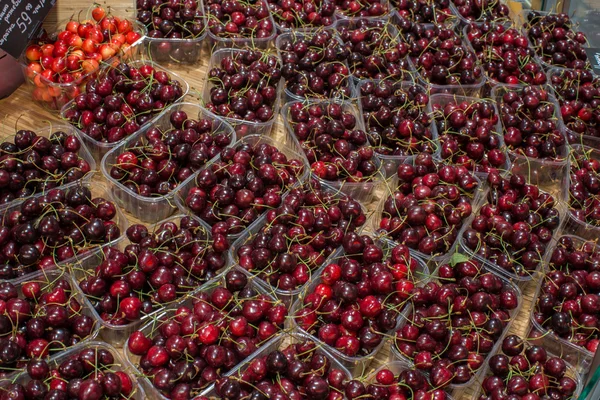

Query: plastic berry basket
(205, 0), (277, 49)
(2, 269), (101, 369)
(527, 235), (598, 373)
(69, 214), (225, 347)
(0, 180), (129, 283)
(60, 59), (190, 163)
(101, 101), (236, 224)
(355, 79), (440, 178)
(471, 338), (584, 400)
(19, 9), (146, 112)
(273, 8), (338, 33)
(202, 48), (284, 138)
(456, 185), (567, 285)
(173, 133), (311, 242)
(227, 180), (368, 306)
(280, 98), (383, 203)
(371, 158), (486, 267)
(199, 330), (353, 399)
(289, 234), (430, 376)
(0, 340), (145, 400)
(123, 272), (288, 400)
(491, 84), (568, 199)
(275, 31), (355, 103)
(562, 145), (600, 242)
(429, 93), (511, 181)
(136, 0), (207, 65)
(0, 123), (97, 215)
(389, 263), (523, 399)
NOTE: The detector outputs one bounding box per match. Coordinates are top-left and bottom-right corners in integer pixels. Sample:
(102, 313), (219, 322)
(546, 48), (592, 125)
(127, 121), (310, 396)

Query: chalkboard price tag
(585, 48), (600, 76)
(0, 0), (56, 59)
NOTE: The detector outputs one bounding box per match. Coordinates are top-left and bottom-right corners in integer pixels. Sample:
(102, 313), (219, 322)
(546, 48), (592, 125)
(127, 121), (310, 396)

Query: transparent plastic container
(334, 0), (392, 21)
(0, 181), (129, 283)
(429, 93), (511, 180)
(2, 269), (101, 371)
(60, 60), (190, 163)
(563, 145), (600, 241)
(101, 102), (236, 223)
(19, 9), (146, 112)
(491, 84), (568, 199)
(206, 0), (277, 49)
(273, 10), (337, 33)
(529, 236), (596, 373)
(289, 235), (430, 376)
(471, 338), (584, 400)
(457, 184), (567, 284)
(0, 123), (96, 214)
(200, 331), (353, 399)
(355, 79), (440, 178)
(0, 341), (145, 399)
(69, 214), (224, 347)
(371, 158), (485, 267)
(275, 31), (355, 102)
(123, 272), (287, 400)
(390, 265), (523, 399)
(281, 98), (383, 203)
(407, 25), (486, 96)
(227, 181), (367, 306)
(203, 48), (283, 137)
(173, 134), (311, 242)
(137, 0), (207, 65)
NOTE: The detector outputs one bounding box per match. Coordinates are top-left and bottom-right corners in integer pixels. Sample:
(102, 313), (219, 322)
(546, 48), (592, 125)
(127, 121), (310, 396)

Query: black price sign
(585, 48), (600, 77)
(0, 0), (56, 59)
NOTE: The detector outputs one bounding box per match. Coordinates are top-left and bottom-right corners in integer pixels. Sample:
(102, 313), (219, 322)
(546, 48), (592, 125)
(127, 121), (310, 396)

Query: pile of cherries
(497, 86), (566, 160)
(568, 146), (600, 227)
(23, 6), (141, 106)
(431, 97), (507, 175)
(63, 62), (184, 144)
(0, 276), (97, 374)
(393, 0), (456, 26)
(205, 49), (282, 124)
(338, 19), (411, 82)
(466, 23), (547, 86)
(285, 101), (378, 182)
(462, 172), (561, 278)
(279, 30), (352, 100)
(0, 185), (121, 280)
(379, 153), (479, 256)
(533, 236), (600, 354)
(407, 24), (483, 86)
(0, 129), (92, 205)
(333, 0), (389, 18)
(395, 258), (520, 387)
(268, 0), (336, 29)
(79, 217), (229, 326)
(294, 234), (423, 357)
(205, 0), (274, 40)
(359, 80), (435, 157)
(479, 335), (579, 400)
(549, 69), (600, 141)
(5, 346), (137, 400)
(126, 269), (287, 400)
(526, 12), (588, 70)
(236, 179), (366, 292)
(451, 0), (509, 22)
(182, 141), (305, 236)
(346, 367), (449, 399)
(206, 339), (348, 400)
(109, 109), (233, 197)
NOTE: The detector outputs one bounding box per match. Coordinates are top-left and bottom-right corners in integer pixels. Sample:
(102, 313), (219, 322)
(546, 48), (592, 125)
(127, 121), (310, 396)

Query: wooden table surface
(0, 1), (562, 399)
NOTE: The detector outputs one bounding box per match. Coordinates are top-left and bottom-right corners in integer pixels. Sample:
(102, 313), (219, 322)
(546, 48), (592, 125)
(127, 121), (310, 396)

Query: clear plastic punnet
(202, 48), (284, 138)
(289, 235), (430, 376)
(60, 59), (189, 163)
(101, 101), (236, 223)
